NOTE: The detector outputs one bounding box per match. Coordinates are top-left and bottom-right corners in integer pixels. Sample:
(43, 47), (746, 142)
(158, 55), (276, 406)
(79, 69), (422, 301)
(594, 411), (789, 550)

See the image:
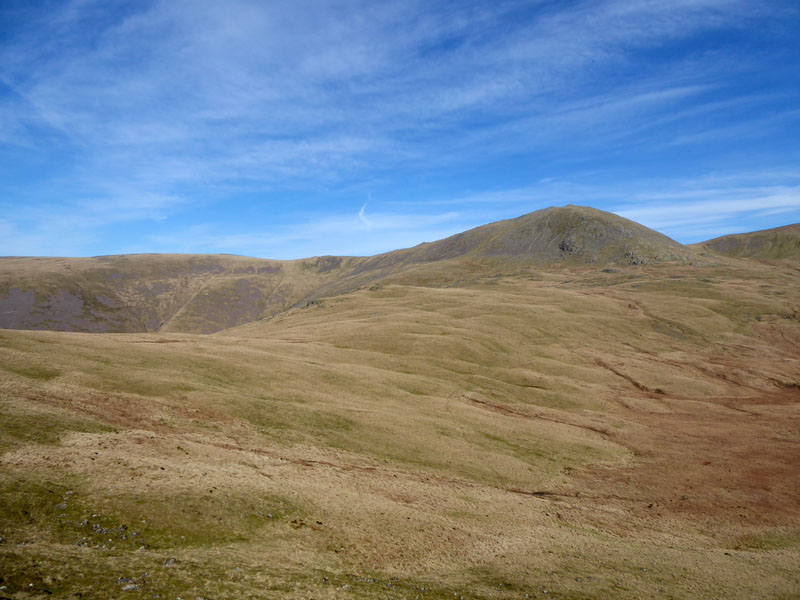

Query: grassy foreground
(1, 258), (799, 599)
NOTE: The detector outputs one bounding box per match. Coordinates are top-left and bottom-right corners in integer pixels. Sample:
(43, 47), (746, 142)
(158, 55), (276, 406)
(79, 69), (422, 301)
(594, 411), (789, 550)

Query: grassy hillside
(358, 205), (693, 266)
(695, 223), (800, 260)
(0, 254), (360, 334)
(0, 206), (700, 335)
(1, 255), (798, 599)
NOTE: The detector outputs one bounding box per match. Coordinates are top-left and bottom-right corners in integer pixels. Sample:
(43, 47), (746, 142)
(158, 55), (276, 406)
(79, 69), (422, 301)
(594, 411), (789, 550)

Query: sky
(1, 0), (799, 259)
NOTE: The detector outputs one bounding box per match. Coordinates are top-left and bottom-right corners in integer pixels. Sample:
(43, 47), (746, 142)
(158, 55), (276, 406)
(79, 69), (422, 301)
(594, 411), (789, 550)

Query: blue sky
(1, 0), (799, 259)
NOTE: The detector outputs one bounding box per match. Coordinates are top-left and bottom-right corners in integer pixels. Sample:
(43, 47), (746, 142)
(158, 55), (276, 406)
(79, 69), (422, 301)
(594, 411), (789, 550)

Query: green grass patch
(89, 371), (196, 397)
(3, 364), (62, 381)
(476, 430), (612, 483)
(736, 528), (800, 551)
(0, 478), (299, 551)
(0, 407), (113, 453)
(0, 545), (534, 600)
(232, 395), (356, 448)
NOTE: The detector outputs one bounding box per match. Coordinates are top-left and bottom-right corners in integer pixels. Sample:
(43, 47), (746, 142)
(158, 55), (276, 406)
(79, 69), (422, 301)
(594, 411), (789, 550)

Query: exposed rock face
(695, 224), (800, 261)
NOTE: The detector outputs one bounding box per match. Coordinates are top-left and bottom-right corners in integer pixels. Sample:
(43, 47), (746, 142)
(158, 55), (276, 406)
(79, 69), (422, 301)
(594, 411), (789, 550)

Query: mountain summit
(341, 205), (695, 279)
(416, 205), (691, 264)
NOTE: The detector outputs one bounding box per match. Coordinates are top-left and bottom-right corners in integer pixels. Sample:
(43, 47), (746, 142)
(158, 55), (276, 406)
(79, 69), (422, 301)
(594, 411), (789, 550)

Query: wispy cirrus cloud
(144, 208), (470, 259)
(0, 0), (798, 256)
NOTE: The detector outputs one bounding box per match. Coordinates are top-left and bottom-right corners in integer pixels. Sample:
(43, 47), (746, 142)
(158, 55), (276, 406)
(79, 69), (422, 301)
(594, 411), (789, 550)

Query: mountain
(694, 223), (800, 260)
(396, 204), (692, 264)
(0, 206), (698, 334)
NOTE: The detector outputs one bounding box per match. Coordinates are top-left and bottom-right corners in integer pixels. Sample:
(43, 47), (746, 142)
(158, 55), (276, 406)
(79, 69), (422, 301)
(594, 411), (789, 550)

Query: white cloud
(1, 0), (781, 183)
(358, 203), (372, 229)
(144, 208), (470, 259)
(617, 193), (800, 225)
(1, 0), (797, 256)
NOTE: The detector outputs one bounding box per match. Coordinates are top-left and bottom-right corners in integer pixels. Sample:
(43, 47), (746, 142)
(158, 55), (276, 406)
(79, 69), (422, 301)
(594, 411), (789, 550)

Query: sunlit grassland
(1, 259), (799, 598)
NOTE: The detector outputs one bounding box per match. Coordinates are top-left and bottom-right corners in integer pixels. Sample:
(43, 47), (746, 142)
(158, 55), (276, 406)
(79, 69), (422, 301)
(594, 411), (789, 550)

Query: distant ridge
(0, 254), (358, 334)
(0, 204), (747, 334)
(695, 223), (800, 261)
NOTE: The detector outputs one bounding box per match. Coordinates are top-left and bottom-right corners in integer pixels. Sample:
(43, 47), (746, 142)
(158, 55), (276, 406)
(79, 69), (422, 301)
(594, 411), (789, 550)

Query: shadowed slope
(695, 223), (800, 260)
(0, 254), (359, 334)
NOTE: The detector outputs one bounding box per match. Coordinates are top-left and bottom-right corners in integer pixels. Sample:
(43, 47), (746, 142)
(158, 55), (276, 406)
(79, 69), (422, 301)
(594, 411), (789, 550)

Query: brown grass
(1, 257), (799, 598)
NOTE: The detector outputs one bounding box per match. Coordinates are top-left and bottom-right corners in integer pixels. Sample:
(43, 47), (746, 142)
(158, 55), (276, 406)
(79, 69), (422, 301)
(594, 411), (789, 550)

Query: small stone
(341, 584), (350, 590)
(122, 583), (139, 591)
(56, 502), (67, 509)
(163, 558), (176, 567)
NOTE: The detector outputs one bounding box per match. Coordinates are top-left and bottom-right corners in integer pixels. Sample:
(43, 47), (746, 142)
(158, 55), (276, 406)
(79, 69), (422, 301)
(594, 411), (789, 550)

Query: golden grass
(1, 259), (799, 598)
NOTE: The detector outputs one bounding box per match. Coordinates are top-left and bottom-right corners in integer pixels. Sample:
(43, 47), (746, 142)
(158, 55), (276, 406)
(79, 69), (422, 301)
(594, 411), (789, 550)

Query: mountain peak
(489, 204), (690, 265)
(390, 204), (694, 266)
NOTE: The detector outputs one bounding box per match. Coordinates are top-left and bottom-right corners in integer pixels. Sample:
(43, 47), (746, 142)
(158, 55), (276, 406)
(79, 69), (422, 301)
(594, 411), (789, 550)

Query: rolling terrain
(692, 223), (800, 261)
(1, 206), (799, 599)
(0, 206), (698, 335)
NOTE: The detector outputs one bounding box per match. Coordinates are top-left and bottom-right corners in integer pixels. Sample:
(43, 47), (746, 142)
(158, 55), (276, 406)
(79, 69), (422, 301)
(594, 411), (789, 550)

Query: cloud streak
(0, 0), (798, 256)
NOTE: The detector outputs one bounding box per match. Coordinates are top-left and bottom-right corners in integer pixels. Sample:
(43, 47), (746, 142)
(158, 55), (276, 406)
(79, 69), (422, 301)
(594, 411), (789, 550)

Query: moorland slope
(0, 207), (799, 599)
(0, 206), (699, 334)
(0, 254), (361, 334)
(694, 223), (800, 260)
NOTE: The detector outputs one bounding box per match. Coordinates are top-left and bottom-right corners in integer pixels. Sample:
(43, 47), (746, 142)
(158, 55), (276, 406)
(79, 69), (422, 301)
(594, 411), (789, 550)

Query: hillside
(694, 223), (800, 260)
(0, 206), (699, 334)
(1, 255), (799, 599)
(0, 254), (360, 334)
(397, 204), (692, 265)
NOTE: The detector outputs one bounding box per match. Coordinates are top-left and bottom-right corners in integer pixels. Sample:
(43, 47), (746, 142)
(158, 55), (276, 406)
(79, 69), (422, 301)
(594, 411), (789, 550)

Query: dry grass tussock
(1, 258), (799, 599)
